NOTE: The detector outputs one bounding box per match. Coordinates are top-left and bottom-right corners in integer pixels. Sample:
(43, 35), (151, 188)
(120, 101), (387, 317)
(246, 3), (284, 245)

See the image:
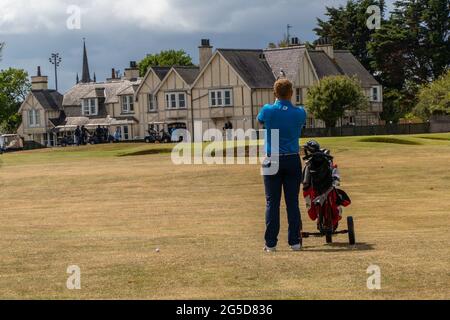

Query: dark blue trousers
(263, 154), (302, 247)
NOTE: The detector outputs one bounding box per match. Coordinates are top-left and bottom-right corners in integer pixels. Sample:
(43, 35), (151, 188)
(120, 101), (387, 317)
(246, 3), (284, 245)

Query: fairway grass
(0, 133), (449, 299)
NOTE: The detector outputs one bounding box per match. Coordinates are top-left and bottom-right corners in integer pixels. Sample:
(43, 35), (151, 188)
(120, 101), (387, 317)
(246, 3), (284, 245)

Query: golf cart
(0, 134), (24, 154)
(301, 140), (356, 245)
(145, 129), (172, 143)
(145, 122), (187, 143)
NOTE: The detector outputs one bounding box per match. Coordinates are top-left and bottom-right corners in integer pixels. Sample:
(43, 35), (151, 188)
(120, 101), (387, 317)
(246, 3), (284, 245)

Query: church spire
(81, 38), (91, 83)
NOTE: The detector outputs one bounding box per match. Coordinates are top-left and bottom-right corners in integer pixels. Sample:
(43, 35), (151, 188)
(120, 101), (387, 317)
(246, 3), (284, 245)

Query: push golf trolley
(301, 140), (356, 245)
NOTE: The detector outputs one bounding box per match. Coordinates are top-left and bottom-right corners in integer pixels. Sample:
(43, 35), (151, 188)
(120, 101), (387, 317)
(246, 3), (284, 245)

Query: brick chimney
(123, 61), (139, 80)
(31, 66), (48, 90)
(199, 39), (213, 70)
(316, 37), (334, 59)
(107, 68), (117, 82)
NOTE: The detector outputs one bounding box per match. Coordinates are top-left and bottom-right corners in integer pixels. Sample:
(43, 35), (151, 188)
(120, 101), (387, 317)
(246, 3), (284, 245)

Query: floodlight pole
(49, 53), (62, 92)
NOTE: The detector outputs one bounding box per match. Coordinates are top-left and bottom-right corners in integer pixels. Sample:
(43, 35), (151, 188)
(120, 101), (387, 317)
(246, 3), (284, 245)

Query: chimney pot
(290, 37), (300, 46)
(37, 66), (41, 76)
(201, 39), (211, 47)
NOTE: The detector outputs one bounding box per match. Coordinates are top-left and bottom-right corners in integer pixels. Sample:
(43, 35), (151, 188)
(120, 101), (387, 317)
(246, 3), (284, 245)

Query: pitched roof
(63, 79), (141, 106)
(264, 46), (307, 81)
(82, 87), (106, 99)
(334, 50), (379, 86)
(173, 66), (200, 85)
(152, 66), (171, 80)
(217, 49), (276, 89)
(32, 90), (63, 111)
(49, 111), (66, 127)
(307, 50), (343, 79)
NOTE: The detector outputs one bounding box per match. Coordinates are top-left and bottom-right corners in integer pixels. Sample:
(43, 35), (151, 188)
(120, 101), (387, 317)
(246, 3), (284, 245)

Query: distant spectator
(81, 125), (89, 145)
(74, 126), (81, 146)
(114, 127), (122, 142)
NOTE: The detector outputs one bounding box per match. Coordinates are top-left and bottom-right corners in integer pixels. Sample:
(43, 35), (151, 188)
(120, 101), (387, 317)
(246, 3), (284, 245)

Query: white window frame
(28, 109), (40, 127)
(148, 94), (157, 112)
(209, 89), (233, 107)
(122, 95), (134, 113)
(165, 92), (187, 109)
(82, 98), (98, 116)
(370, 86), (381, 102)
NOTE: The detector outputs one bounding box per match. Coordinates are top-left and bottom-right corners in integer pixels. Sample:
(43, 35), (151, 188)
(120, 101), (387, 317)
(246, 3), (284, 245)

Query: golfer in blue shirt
(257, 78), (307, 252)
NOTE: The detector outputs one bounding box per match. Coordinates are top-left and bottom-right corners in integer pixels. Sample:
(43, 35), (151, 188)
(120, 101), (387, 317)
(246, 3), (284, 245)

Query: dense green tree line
(314, 0), (449, 122)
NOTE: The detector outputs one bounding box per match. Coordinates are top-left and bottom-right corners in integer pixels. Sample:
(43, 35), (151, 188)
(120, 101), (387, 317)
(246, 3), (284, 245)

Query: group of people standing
(74, 125), (114, 146)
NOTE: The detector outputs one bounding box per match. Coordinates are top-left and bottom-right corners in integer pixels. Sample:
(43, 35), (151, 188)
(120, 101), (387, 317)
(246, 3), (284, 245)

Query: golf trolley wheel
(347, 216), (356, 245)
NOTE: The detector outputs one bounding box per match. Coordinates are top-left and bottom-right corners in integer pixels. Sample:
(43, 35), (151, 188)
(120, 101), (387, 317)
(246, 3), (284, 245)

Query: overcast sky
(0, 0), (394, 92)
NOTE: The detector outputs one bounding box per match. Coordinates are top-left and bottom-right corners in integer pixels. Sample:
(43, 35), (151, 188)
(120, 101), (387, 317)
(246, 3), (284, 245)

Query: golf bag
(302, 141), (351, 229)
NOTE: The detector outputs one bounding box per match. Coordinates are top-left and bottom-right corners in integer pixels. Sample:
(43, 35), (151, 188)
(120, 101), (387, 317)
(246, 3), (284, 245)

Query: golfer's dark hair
(274, 79), (293, 99)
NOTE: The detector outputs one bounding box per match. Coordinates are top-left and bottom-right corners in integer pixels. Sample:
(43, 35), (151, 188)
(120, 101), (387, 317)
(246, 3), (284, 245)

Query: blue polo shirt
(257, 100), (307, 155)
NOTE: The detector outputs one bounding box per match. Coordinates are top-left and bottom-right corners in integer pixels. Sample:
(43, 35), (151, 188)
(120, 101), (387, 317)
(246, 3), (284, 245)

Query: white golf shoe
(264, 246), (277, 252)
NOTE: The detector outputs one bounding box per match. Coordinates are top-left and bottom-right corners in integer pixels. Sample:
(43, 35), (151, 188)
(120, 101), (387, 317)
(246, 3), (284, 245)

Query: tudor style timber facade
(18, 38), (383, 146)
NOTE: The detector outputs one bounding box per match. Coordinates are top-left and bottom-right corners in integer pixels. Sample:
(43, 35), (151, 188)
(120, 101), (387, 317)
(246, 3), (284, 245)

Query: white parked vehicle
(0, 134), (24, 153)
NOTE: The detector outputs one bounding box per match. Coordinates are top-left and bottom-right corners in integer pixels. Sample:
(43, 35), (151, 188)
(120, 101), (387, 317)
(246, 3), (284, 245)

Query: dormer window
(28, 109), (40, 127)
(122, 95), (134, 113)
(82, 98), (98, 116)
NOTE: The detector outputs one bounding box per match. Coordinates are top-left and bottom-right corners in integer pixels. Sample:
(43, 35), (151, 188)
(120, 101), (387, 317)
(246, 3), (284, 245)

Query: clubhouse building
(18, 38), (383, 146)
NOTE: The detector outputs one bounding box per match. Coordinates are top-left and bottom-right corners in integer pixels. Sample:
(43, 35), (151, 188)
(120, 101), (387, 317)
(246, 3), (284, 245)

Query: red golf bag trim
(303, 187), (351, 228)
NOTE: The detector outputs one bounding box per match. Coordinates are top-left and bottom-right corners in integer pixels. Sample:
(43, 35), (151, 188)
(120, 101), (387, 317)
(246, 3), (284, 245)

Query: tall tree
(305, 75), (368, 128)
(0, 68), (30, 132)
(138, 50), (194, 77)
(413, 69), (450, 120)
(314, 0), (386, 72)
(369, 0), (450, 121)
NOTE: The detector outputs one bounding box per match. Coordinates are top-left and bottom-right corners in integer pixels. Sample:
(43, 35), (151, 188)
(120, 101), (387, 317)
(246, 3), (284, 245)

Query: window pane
(148, 94), (154, 110)
(170, 94), (176, 108)
(210, 91), (216, 106)
(90, 99), (96, 114)
(217, 91), (222, 106)
(129, 96), (134, 111)
(28, 110), (33, 126)
(224, 90), (231, 105)
(179, 93), (185, 108)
